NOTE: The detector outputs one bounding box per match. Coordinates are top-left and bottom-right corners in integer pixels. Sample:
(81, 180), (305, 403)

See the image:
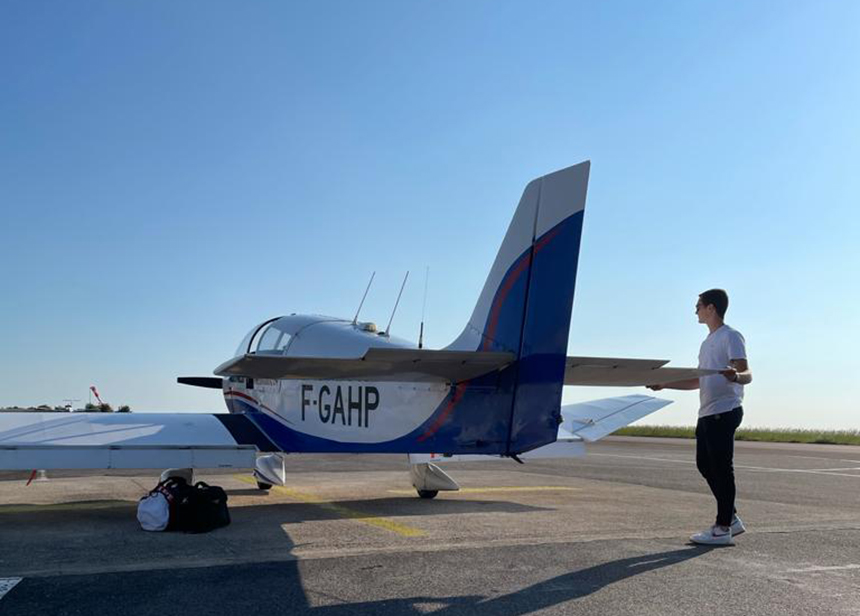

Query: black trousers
(696, 406), (743, 527)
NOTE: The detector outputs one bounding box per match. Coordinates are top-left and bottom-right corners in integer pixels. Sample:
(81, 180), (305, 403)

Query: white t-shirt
(698, 324), (747, 418)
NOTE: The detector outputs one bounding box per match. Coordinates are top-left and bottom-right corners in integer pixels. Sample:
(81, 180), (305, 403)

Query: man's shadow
(312, 546), (712, 616)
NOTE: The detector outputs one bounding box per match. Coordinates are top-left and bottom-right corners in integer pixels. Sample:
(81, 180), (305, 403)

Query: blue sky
(1, 1), (857, 428)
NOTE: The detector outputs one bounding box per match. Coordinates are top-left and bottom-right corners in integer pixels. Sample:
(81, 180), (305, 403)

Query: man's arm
(647, 378), (699, 392)
(720, 358), (752, 385)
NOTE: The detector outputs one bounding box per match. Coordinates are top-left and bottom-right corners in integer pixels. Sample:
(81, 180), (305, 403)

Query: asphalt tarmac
(0, 437), (858, 615)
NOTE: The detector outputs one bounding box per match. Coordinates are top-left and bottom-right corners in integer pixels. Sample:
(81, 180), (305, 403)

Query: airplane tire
(417, 489), (439, 499)
(256, 481), (273, 491)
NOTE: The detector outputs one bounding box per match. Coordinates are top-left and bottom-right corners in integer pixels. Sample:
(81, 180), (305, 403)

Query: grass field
(614, 426), (860, 446)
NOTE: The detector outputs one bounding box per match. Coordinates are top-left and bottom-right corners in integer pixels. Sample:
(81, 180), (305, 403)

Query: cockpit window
(255, 321), (292, 355)
(234, 317), (282, 357)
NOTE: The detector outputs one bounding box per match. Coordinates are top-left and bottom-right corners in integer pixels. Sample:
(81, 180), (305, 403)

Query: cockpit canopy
(232, 314), (414, 361)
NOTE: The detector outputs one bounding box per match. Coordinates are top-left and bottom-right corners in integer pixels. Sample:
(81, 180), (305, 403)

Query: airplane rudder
(524, 161), (590, 356)
(509, 162), (590, 452)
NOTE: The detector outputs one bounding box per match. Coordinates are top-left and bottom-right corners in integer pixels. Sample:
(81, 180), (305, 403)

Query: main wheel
(417, 489), (438, 499)
(256, 481), (273, 491)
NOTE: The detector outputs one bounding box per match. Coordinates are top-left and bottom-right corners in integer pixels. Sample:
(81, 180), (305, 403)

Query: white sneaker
(730, 515), (746, 536)
(691, 525), (733, 546)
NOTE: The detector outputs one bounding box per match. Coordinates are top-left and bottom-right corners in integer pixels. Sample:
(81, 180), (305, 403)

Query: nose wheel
(416, 489), (438, 499)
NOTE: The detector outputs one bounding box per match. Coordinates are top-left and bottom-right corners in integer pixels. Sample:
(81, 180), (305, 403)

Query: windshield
(255, 321), (293, 355)
(234, 317), (282, 357)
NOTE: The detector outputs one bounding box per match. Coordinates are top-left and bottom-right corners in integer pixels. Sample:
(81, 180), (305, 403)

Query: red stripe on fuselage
(224, 390), (276, 414)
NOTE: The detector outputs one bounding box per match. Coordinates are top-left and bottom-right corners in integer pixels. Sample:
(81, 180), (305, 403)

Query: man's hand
(722, 359), (751, 385)
(720, 368), (739, 382)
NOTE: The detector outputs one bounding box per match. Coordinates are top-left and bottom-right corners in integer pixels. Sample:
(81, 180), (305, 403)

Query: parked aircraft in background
(0, 162), (712, 498)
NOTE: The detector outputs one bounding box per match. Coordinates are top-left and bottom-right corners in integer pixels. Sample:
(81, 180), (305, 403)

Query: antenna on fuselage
(352, 271), (376, 325)
(418, 266), (429, 349)
(384, 271), (409, 337)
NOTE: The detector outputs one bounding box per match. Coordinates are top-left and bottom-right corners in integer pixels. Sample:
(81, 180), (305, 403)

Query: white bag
(137, 491), (170, 531)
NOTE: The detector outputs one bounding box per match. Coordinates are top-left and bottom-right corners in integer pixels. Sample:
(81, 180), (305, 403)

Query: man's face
(695, 299), (710, 324)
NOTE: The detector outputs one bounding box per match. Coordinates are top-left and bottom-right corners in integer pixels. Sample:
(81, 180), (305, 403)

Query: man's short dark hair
(699, 289), (729, 318)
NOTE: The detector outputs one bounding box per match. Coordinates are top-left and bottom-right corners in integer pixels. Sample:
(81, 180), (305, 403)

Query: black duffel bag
(160, 477), (195, 532)
(173, 481), (231, 533)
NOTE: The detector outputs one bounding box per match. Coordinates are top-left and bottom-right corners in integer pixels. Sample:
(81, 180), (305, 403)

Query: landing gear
(409, 461), (459, 499)
(254, 453), (286, 488)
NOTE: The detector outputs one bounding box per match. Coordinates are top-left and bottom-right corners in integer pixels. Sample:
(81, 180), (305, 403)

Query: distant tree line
(0, 404), (131, 412)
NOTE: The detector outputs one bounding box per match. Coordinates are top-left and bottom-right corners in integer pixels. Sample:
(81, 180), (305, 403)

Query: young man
(648, 289), (752, 546)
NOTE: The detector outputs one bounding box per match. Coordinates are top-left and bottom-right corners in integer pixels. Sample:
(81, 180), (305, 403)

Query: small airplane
(0, 162), (713, 498)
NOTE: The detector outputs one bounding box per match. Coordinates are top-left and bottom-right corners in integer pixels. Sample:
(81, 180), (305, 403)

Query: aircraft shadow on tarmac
(0, 496), (550, 532)
(228, 495), (554, 523)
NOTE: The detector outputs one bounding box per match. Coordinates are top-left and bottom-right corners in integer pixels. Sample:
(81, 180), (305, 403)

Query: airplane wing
(0, 412), (275, 471)
(560, 394), (671, 442)
(525, 394), (671, 453)
(564, 355), (715, 386)
(214, 348), (516, 383)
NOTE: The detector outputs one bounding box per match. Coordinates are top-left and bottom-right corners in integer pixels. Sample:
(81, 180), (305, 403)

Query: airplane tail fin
(447, 161), (590, 452)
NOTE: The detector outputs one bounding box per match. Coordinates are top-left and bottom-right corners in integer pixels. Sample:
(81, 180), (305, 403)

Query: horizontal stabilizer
(215, 348), (515, 383)
(0, 412), (268, 470)
(565, 356), (715, 386)
(561, 394), (671, 442)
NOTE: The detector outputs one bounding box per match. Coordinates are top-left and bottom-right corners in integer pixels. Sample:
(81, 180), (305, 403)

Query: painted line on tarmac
(805, 467), (860, 472)
(783, 456), (860, 464)
(0, 500), (133, 514)
(0, 578), (22, 602)
(787, 564), (860, 573)
(235, 476), (425, 538)
(745, 468), (860, 478)
(387, 486), (580, 495)
(590, 453), (860, 478)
